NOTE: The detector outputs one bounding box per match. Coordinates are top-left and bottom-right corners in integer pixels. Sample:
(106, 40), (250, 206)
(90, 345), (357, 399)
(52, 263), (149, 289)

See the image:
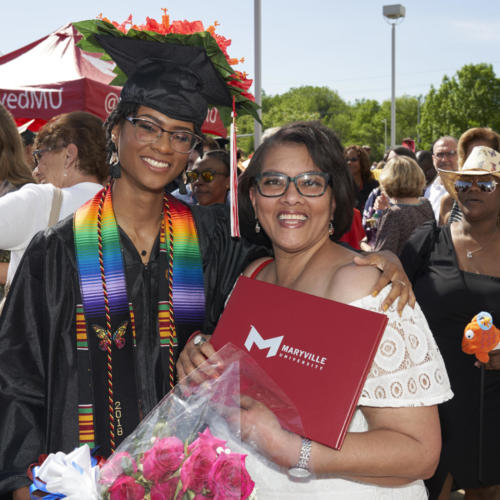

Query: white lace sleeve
(351, 287), (453, 407)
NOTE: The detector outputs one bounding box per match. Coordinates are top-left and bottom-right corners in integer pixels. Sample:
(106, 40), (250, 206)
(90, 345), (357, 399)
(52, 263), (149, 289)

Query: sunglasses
(186, 169), (227, 183)
(455, 178), (498, 193)
(32, 145), (65, 167)
(346, 157), (359, 163)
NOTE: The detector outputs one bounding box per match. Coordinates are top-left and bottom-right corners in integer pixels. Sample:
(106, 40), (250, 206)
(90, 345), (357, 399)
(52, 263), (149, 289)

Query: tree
(418, 64), (500, 149)
(340, 96), (419, 159)
(236, 86), (349, 154)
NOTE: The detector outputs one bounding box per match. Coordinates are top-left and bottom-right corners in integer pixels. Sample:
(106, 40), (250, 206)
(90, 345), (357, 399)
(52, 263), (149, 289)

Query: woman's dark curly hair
(239, 121), (355, 242)
(35, 111), (108, 183)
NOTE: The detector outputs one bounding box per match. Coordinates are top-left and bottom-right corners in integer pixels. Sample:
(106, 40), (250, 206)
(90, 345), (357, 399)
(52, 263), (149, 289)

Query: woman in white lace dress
(180, 122), (452, 498)
(231, 122), (452, 499)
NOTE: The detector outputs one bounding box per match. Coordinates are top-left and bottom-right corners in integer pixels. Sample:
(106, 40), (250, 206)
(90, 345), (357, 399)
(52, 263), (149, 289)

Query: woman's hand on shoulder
(353, 250), (415, 314)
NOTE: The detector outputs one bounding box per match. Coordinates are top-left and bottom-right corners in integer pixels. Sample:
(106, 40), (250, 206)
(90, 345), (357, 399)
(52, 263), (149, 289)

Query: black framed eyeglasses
(455, 177), (498, 193)
(125, 117), (201, 154)
(32, 146), (65, 167)
(186, 169), (227, 183)
(254, 171), (331, 197)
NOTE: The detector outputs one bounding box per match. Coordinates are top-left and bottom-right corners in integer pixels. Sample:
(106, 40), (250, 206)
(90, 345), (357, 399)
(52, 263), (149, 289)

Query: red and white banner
(0, 23), (227, 136)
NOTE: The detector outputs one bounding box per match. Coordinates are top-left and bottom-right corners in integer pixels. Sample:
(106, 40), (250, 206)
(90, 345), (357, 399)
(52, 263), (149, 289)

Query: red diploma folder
(211, 276), (388, 449)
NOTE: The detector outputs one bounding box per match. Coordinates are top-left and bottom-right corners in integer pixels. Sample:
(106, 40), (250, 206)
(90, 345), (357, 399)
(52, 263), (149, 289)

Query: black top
(355, 178), (378, 212)
(0, 203), (268, 492)
(401, 222), (500, 491)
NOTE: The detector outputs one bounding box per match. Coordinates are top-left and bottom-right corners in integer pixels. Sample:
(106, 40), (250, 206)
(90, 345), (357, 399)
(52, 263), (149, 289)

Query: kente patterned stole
(73, 184), (205, 454)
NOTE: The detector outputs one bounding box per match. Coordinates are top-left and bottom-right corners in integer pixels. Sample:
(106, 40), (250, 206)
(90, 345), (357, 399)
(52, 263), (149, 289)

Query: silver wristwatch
(288, 437), (312, 479)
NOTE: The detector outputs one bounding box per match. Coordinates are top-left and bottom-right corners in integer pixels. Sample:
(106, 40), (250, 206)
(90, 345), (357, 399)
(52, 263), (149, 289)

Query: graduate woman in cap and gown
(0, 19), (413, 497)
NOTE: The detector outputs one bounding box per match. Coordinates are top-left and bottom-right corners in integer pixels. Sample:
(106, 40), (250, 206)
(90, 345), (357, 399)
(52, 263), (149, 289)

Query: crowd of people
(0, 19), (499, 500)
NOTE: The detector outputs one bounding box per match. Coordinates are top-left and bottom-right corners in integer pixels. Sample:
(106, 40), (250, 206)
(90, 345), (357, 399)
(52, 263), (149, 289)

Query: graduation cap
(94, 35), (232, 129)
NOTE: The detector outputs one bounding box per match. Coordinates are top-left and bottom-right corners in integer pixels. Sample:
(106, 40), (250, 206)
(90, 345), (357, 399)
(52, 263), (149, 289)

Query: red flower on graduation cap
(97, 9), (255, 101)
(228, 71), (255, 102)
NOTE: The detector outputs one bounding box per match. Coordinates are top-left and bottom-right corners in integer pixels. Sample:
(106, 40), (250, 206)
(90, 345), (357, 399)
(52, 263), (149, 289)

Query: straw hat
(438, 145), (500, 200)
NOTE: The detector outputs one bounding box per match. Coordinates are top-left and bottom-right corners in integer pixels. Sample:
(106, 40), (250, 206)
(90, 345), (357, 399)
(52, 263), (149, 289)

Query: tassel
(229, 96), (240, 238)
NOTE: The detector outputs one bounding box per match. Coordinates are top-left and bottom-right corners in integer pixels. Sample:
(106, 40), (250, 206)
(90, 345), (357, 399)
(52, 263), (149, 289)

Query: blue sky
(2, 0), (500, 104)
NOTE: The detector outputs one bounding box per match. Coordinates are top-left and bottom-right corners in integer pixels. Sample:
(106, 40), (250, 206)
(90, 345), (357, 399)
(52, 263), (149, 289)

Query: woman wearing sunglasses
(187, 149), (230, 206)
(401, 145), (500, 499)
(344, 144), (378, 212)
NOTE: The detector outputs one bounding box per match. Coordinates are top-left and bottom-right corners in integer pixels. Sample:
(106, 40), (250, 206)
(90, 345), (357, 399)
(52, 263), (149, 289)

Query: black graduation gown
(0, 203), (268, 493)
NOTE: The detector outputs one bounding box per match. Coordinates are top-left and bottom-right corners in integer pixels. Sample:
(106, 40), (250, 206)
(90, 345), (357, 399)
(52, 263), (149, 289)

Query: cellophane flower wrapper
(99, 343), (305, 499)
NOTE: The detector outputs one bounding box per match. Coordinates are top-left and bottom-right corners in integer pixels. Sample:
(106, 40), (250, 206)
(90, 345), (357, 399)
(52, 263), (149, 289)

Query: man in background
(424, 136), (458, 221)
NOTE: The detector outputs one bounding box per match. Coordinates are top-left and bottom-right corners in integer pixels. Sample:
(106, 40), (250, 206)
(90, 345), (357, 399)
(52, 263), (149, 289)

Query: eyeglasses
(125, 117), (201, 154)
(186, 169), (227, 183)
(32, 146), (65, 167)
(346, 157), (359, 163)
(434, 150), (457, 159)
(254, 171), (330, 197)
(455, 177), (498, 193)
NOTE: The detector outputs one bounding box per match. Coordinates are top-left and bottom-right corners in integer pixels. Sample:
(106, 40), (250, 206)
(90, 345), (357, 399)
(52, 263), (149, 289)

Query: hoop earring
(109, 146), (121, 179)
(255, 220), (261, 234)
(328, 221), (334, 236)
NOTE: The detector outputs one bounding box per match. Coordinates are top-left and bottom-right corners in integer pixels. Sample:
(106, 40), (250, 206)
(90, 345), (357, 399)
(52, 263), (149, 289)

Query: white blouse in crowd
(0, 182), (102, 285)
(219, 287), (453, 500)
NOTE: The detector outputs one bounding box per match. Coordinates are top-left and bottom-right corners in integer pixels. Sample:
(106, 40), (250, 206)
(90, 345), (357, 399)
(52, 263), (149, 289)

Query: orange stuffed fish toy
(462, 311), (500, 363)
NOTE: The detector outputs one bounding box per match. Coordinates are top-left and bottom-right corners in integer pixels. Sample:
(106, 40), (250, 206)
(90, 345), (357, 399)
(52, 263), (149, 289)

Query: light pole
(416, 94), (422, 148)
(382, 118), (388, 152)
(253, 0), (262, 149)
(383, 4), (405, 148)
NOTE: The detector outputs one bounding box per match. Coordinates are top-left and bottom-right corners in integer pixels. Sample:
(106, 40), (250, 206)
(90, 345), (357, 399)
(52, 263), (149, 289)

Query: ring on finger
(193, 334), (207, 347)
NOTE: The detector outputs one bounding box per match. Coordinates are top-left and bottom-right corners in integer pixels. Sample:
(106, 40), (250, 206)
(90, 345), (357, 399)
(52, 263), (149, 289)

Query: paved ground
(450, 490), (465, 499)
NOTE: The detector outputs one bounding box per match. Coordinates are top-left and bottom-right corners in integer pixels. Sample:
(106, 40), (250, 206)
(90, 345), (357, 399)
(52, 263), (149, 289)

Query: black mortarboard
(94, 35), (232, 129)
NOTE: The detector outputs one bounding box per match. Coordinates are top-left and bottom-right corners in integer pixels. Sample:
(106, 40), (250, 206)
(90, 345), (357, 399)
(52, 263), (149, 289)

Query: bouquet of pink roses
(99, 344), (287, 500)
(27, 345), (304, 499)
(101, 427), (255, 499)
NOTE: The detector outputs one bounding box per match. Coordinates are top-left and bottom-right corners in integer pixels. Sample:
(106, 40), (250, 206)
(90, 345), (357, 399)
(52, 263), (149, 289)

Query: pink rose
(108, 474), (145, 500)
(188, 427), (227, 455)
(150, 477), (181, 500)
(142, 436), (185, 482)
(208, 453), (255, 500)
(100, 452), (137, 485)
(180, 445), (218, 493)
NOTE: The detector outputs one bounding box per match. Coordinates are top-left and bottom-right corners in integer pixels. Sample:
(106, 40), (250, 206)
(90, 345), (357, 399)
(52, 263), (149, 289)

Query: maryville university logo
(244, 325), (327, 370)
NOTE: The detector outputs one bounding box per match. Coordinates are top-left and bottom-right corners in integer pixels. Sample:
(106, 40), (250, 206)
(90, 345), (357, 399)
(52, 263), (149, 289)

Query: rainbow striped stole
(167, 195), (206, 329)
(73, 186), (205, 332)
